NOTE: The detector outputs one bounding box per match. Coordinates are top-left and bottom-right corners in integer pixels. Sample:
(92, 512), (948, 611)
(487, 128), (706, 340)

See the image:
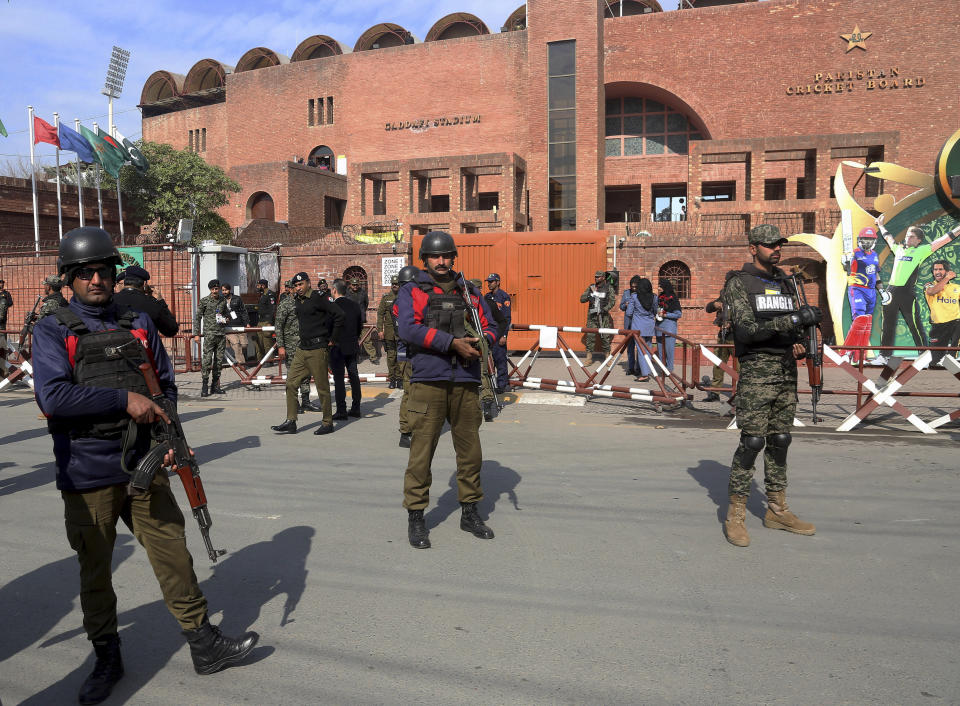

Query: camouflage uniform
(37, 287), (68, 321)
(580, 273), (616, 354)
(274, 289), (310, 398)
(0, 293), (8, 375)
(377, 281), (400, 383)
(193, 293), (226, 384)
(723, 255), (802, 497)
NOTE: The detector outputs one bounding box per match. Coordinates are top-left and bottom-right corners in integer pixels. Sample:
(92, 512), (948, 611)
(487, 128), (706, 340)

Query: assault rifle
(456, 272), (501, 412)
(790, 273), (823, 424)
(129, 362), (226, 562)
(13, 295), (43, 358)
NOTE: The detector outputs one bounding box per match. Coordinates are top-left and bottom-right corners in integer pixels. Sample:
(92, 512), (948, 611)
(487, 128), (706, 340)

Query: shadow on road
(19, 526), (314, 704)
(0, 461), (55, 497)
(191, 435), (261, 466)
(686, 458), (765, 522)
(426, 460), (522, 530)
(0, 426), (48, 446)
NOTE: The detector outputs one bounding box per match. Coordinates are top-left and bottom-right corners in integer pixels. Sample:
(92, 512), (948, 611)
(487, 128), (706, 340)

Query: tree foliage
(105, 141), (240, 245)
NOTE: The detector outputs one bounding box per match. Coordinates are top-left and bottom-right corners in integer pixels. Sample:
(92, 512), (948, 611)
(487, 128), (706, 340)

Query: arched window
(605, 97), (703, 157)
(603, 0), (662, 17)
(308, 145), (334, 170)
(247, 192), (275, 221)
(343, 266), (368, 292)
(658, 260), (691, 299)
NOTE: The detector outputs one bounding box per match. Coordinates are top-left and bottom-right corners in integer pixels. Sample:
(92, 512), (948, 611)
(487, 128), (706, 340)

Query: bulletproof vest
(420, 283), (468, 340)
(732, 270), (798, 358)
(48, 308), (153, 439)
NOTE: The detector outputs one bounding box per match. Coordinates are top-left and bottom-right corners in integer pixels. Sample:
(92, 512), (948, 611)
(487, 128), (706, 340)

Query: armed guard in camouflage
(274, 279), (312, 411)
(721, 224), (821, 547)
(192, 280), (227, 397)
(377, 276), (401, 387)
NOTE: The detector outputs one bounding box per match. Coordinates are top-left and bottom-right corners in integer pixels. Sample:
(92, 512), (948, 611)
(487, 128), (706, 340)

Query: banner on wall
(789, 129), (960, 362)
(117, 247), (144, 268)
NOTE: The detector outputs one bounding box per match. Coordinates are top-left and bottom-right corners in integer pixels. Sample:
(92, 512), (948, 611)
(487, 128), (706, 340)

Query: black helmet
(418, 230), (457, 259)
(59, 227), (121, 277)
(397, 265), (420, 285)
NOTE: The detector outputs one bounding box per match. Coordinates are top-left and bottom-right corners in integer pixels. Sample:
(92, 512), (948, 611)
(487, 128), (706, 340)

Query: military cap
(291, 272), (310, 284)
(317, 277), (327, 286)
(349, 277), (360, 285)
(748, 224), (787, 246)
(207, 279), (221, 290)
(283, 279), (294, 288)
(43, 274), (62, 286)
(595, 270), (605, 277)
(390, 275), (399, 285)
(468, 278), (482, 287)
(258, 278), (269, 286)
(121, 265), (150, 282)
(486, 272), (500, 282)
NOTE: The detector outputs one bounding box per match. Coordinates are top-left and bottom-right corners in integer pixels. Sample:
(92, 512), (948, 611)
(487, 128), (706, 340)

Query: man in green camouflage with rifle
(377, 276), (401, 388)
(721, 224), (821, 548)
(37, 274), (68, 321)
(192, 279), (227, 398)
(469, 278), (504, 422)
(275, 279), (313, 412)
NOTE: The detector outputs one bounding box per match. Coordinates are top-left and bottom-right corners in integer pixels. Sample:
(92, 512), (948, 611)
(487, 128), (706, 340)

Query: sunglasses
(73, 266), (115, 281)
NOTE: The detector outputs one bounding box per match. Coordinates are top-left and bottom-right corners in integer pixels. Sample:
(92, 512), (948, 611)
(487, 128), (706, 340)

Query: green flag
(79, 124), (124, 178)
(0, 117), (7, 138)
(112, 127), (149, 174)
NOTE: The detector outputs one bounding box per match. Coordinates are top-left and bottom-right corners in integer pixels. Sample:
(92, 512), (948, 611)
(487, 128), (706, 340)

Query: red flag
(33, 116), (60, 147)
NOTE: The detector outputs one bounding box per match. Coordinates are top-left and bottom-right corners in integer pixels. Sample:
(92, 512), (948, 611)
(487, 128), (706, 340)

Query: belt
(301, 336), (326, 349)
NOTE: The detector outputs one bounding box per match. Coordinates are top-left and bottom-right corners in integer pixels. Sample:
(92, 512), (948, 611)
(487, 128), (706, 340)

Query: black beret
(292, 272), (310, 283)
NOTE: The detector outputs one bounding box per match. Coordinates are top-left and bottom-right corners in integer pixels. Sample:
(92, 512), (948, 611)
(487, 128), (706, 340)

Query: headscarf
(659, 279), (681, 313)
(636, 278), (655, 311)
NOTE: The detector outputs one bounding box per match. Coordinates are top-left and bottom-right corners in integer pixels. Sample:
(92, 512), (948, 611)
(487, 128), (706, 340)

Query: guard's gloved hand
(791, 305), (822, 328)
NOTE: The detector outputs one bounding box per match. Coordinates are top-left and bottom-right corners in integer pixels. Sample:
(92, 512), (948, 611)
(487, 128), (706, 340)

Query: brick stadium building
(136, 0), (959, 340)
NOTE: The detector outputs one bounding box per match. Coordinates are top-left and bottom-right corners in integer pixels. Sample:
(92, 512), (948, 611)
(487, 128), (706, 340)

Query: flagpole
(111, 125), (125, 245)
(74, 118), (86, 227)
(53, 112), (64, 240)
(27, 106), (40, 256)
(93, 122), (104, 229)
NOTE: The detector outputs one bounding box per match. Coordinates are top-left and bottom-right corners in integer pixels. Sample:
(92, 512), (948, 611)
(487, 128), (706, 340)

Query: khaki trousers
(286, 346), (332, 423)
(403, 381), (484, 510)
(62, 473), (207, 640)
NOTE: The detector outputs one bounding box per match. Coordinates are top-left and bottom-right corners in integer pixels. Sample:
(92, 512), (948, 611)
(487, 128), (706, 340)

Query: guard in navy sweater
(396, 231), (497, 549)
(33, 227), (258, 705)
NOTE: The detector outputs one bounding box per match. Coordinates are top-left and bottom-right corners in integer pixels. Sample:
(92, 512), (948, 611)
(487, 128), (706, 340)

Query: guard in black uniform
(113, 265), (179, 336)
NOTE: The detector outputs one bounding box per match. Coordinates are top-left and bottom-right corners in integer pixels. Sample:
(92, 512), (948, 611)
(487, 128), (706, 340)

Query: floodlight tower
(102, 46), (130, 133)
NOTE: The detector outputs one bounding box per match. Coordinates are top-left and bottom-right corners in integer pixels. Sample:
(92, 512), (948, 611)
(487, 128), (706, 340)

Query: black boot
(200, 379), (209, 398)
(408, 509), (431, 548)
(397, 378), (404, 390)
(388, 378), (396, 389)
(704, 392), (721, 402)
(460, 502), (494, 539)
(210, 379), (226, 394)
(271, 419), (297, 434)
(78, 634), (123, 705)
(348, 403), (362, 418)
(398, 432), (412, 448)
(182, 620), (259, 675)
(299, 392), (311, 413)
(332, 408), (348, 420)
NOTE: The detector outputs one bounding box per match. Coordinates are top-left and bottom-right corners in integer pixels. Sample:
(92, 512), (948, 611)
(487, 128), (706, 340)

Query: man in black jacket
(271, 272), (344, 435)
(253, 278), (276, 361)
(346, 277), (379, 364)
(330, 279), (363, 419)
(114, 266), (180, 337)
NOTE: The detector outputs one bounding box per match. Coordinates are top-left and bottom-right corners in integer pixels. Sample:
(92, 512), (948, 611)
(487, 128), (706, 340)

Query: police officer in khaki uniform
(32, 227), (258, 705)
(396, 232), (497, 548)
(393, 265), (420, 448)
(377, 276), (401, 387)
(271, 272), (344, 435)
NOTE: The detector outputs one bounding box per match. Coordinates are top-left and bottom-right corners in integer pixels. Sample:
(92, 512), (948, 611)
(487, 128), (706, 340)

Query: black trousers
(330, 347), (361, 411)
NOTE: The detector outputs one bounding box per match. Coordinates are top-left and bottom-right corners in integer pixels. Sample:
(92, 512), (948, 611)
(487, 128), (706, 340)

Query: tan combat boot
(724, 494), (750, 547)
(763, 490), (815, 535)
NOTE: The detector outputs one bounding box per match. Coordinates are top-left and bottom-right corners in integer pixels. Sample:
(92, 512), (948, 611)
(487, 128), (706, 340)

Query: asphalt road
(1, 387), (958, 705)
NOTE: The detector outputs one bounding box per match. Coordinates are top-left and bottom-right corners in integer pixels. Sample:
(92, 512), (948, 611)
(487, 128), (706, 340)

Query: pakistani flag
(79, 124), (125, 178)
(112, 128), (149, 174)
(0, 117), (7, 138)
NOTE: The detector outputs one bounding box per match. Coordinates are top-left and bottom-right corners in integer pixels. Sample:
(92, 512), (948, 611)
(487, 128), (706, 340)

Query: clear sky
(0, 0), (681, 169)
